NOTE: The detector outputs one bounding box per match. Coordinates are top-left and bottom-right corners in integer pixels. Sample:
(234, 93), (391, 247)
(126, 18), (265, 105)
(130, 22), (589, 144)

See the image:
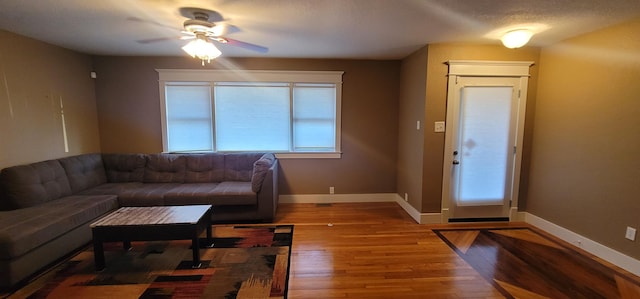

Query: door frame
(441, 60), (533, 222)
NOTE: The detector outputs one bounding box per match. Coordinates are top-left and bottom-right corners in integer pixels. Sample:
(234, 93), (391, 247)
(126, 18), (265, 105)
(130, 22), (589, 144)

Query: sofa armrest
(255, 159), (279, 222)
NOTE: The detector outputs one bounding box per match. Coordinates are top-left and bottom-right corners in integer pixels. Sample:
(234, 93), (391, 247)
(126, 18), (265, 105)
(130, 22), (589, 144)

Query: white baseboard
(393, 195), (422, 223)
(386, 194), (442, 224)
(278, 193), (442, 224)
(279, 193), (396, 204)
(524, 212), (640, 277)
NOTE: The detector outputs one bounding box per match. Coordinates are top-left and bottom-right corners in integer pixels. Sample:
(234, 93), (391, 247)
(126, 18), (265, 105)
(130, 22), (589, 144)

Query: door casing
(441, 60), (533, 222)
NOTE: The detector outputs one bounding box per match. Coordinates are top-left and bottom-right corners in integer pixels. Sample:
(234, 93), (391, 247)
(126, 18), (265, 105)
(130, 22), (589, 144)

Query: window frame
(157, 69), (344, 158)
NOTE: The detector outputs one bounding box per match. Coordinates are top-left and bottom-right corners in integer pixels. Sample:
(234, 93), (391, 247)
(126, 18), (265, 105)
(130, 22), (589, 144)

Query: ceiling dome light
(501, 29), (533, 49)
(182, 36), (222, 65)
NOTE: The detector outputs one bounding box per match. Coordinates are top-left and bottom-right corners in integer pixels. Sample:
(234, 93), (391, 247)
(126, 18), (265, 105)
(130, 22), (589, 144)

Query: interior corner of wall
(441, 208), (449, 223)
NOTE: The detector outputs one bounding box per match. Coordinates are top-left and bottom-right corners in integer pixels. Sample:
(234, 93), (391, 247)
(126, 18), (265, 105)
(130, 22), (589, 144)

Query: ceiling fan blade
(221, 37), (268, 53)
(210, 23), (240, 37)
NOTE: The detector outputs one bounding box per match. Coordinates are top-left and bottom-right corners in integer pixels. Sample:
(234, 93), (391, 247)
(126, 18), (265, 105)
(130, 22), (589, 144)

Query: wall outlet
(625, 227), (636, 241)
(434, 121), (445, 133)
(329, 186), (335, 194)
(404, 193), (408, 202)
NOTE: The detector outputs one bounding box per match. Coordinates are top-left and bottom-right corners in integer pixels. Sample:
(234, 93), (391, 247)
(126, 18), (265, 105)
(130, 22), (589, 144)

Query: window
(158, 70), (343, 158)
(165, 83), (213, 152)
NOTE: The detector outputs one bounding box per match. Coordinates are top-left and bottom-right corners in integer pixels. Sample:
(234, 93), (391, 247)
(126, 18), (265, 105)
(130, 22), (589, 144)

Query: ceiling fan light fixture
(501, 29), (533, 49)
(182, 37), (221, 65)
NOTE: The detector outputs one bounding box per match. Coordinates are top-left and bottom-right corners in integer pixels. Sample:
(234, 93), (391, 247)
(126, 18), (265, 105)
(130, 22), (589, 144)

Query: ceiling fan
(178, 7), (268, 54)
(137, 7), (268, 62)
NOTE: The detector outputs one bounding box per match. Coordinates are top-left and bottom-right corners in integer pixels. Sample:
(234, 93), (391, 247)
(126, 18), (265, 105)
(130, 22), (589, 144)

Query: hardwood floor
(3, 202), (638, 298)
(274, 202), (640, 299)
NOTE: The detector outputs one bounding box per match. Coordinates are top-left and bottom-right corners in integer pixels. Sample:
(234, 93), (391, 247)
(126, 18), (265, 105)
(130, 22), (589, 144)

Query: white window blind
(456, 86), (513, 206)
(165, 83), (213, 152)
(293, 83), (336, 152)
(215, 82), (290, 151)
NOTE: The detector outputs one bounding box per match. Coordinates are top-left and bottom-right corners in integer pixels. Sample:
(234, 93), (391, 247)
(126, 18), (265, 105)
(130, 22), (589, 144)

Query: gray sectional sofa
(0, 152), (278, 288)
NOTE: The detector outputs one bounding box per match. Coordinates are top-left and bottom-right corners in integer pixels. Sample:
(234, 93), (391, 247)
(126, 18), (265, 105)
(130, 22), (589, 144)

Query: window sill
(162, 151), (342, 159)
(275, 152), (342, 159)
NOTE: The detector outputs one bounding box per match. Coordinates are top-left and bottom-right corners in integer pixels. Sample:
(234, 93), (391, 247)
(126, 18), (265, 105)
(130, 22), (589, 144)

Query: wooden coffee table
(90, 205), (213, 270)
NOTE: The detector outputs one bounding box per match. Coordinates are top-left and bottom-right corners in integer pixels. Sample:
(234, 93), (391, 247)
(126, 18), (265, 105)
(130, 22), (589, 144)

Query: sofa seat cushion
(117, 183), (181, 206)
(77, 182), (144, 196)
(0, 195), (118, 259)
(164, 182), (257, 206)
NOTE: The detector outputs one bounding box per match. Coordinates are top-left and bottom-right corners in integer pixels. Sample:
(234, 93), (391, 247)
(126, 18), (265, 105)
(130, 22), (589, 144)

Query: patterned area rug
(8, 225), (293, 299)
(434, 227), (640, 299)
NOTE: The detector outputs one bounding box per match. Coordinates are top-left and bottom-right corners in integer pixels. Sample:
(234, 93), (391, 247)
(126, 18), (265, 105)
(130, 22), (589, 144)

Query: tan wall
(397, 46), (428, 211)
(423, 44), (541, 213)
(93, 56), (400, 195)
(0, 30), (100, 169)
(528, 18), (640, 259)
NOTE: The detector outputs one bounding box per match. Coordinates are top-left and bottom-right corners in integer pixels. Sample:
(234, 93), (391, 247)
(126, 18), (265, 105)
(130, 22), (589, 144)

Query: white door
(441, 60), (532, 222)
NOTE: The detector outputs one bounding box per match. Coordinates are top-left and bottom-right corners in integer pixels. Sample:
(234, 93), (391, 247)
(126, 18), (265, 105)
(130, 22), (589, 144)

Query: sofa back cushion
(185, 153), (225, 183)
(59, 154), (107, 193)
(224, 153), (264, 181)
(102, 153), (146, 183)
(0, 160), (72, 210)
(144, 154), (186, 183)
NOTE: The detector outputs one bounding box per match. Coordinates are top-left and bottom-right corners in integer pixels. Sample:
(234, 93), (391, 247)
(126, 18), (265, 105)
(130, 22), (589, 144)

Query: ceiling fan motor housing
(192, 11), (210, 21)
(184, 19), (214, 34)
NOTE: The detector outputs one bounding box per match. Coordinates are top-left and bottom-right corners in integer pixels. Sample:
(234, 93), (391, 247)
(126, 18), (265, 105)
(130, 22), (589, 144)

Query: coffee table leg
(93, 235), (105, 271)
(192, 235), (201, 268)
(202, 207), (214, 247)
(205, 223), (214, 247)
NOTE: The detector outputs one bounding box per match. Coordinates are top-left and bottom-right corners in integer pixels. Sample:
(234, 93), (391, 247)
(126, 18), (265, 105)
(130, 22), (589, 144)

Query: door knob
(452, 160), (460, 165)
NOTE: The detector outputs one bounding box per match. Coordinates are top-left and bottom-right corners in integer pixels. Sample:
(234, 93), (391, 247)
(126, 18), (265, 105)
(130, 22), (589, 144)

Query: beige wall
(423, 44), (541, 213)
(93, 57), (400, 195)
(0, 30), (101, 169)
(397, 46), (428, 210)
(528, 18), (640, 259)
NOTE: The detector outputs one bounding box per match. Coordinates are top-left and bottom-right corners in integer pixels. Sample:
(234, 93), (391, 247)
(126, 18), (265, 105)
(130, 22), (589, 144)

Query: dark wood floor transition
(275, 202), (640, 299)
(434, 227), (640, 298)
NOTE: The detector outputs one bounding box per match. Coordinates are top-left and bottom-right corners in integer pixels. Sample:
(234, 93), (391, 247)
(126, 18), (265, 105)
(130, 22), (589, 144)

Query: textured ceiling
(1, 0), (639, 59)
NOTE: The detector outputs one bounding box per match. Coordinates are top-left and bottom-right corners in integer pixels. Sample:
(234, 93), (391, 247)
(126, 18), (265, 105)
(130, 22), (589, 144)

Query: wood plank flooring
(274, 202), (640, 299)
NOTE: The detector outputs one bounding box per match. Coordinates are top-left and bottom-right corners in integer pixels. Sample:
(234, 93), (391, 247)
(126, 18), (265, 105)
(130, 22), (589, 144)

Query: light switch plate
(434, 121), (445, 132)
(626, 227), (636, 241)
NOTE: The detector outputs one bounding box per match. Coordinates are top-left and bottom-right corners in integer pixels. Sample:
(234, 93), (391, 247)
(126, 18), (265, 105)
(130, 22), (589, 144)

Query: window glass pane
(456, 86), (512, 206)
(293, 85), (336, 151)
(165, 85), (212, 151)
(215, 83), (290, 151)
